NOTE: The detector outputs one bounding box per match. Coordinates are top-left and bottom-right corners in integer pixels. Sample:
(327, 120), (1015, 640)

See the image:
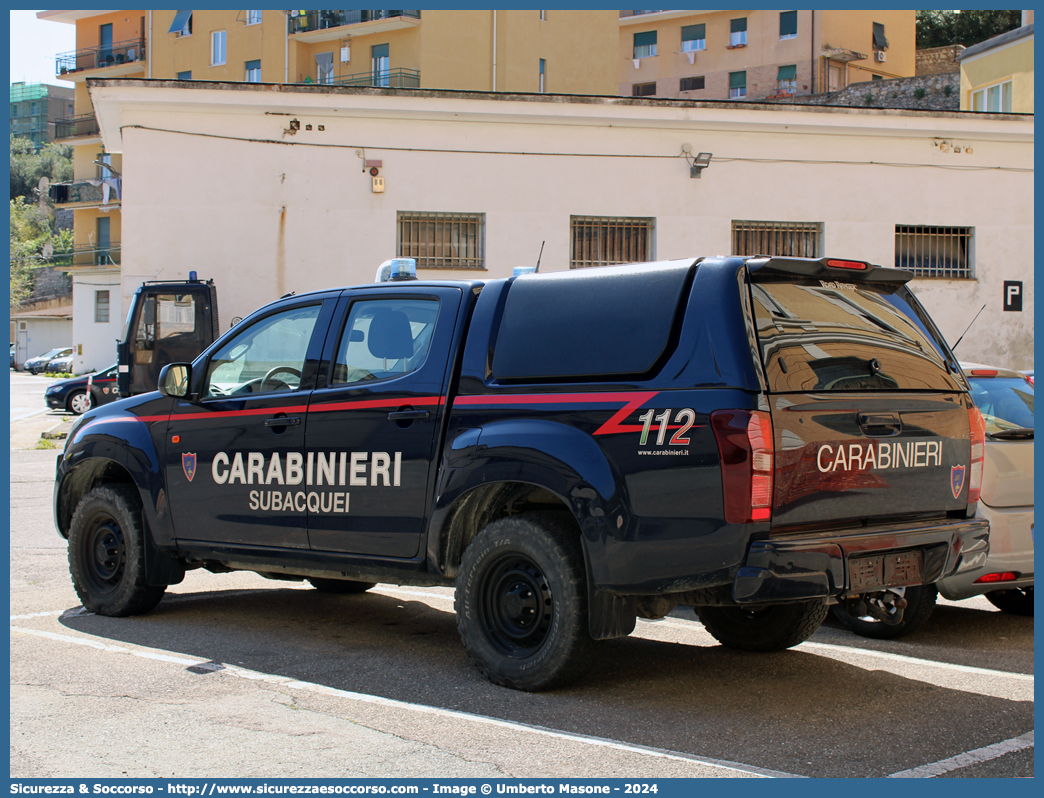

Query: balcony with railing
(289, 10), (420, 40)
(56, 38), (146, 77)
(54, 114), (101, 142)
(50, 178), (122, 208)
(51, 243), (122, 269)
(327, 68), (421, 89)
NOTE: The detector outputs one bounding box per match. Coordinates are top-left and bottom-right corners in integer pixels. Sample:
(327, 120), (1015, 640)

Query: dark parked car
(45, 364), (120, 415)
(25, 347), (73, 374)
(46, 353), (75, 374)
(10, 343), (15, 370)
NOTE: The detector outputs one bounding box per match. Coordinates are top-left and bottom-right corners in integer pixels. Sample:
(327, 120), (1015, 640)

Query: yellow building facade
(960, 22), (1034, 113)
(619, 9), (915, 100)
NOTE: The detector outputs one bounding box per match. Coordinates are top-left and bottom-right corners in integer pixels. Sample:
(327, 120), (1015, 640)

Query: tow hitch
(840, 587), (909, 625)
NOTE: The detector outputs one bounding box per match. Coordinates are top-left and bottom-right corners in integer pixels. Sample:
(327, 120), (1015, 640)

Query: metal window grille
(95, 290), (110, 323)
(397, 212), (485, 270)
(632, 82), (656, 97)
(570, 216), (654, 269)
(895, 226), (973, 278)
(732, 220), (822, 258)
(680, 76), (705, 92)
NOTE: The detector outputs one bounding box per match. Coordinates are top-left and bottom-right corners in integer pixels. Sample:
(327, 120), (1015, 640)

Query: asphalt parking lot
(8, 374), (1034, 779)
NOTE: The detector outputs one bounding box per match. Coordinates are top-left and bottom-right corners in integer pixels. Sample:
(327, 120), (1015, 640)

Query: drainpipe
(147, 10), (152, 78)
(492, 10), (497, 91)
(809, 9), (814, 94)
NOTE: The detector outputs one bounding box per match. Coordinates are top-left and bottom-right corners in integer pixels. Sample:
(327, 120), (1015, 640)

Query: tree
(9, 197), (73, 307)
(9, 135), (73, 201)
(917, 10), (1023, 49)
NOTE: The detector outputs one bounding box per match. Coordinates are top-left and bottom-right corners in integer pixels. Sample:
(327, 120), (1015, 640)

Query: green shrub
(914, 88), (926, 100)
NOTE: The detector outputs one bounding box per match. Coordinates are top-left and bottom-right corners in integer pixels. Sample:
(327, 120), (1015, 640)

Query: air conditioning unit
(875, 50), (887, 62)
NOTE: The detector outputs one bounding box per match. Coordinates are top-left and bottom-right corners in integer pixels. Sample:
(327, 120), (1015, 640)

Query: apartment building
(619, 10), (915, 100)
(36, 8), (619, 372)
(9, 82), (74, 149)
(960, 11), (1034, 113)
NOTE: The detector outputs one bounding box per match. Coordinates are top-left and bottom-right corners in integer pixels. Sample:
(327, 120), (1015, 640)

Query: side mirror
(158, 363), (191, 398)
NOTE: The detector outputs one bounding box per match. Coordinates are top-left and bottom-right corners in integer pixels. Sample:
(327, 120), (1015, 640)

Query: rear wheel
(696, 599), (828, 651)
(831, 585), (937, 640)
(307, 578), (376, 594)
(986, 587), (1034, 616)
(67, 484), (166, 616)
(456, 513), (593, 691)
(67, 389), (92, 415)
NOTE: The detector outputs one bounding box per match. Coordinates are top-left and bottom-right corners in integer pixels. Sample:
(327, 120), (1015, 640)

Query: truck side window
(202, 304), (321, 398)
(332, 298), (439, 385)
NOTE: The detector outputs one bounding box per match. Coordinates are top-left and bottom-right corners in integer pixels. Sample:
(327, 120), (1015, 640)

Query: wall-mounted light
(690, 151), (712, 178)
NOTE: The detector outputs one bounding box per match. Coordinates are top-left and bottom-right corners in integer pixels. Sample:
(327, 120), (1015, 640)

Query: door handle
(388, 410), (429, 421)
(856, 413), (901, 437)
(265, 416), (301, 427)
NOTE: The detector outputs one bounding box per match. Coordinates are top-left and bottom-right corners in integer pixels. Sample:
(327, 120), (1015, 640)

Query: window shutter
(681, 24), (705, 42)
(777, 64), (797, 81)
(729, 71), (746, 89)
(780, 11), (797, 37)
(633, 31), (657, 48)
(873, 22), (888, 49)
(731, 18), (747, 33)
(169, 10), (192, 34)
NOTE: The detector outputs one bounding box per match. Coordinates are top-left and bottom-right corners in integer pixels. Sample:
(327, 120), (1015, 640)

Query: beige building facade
(619, 9), (916, 100)
(90, 80), (1033, 370)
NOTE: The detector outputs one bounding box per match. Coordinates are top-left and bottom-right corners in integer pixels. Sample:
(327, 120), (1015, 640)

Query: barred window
(570, 216), (654, 269)
(397, 211), (485, 270)
(95, 290), (110, 323)
(680, 76), (705, 92)
(632, 82), (656, 97)
(896, 225), (973, 278)
(733, 220), (822, 258)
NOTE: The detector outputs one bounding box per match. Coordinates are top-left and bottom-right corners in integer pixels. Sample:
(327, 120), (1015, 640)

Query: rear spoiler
(746, 257), (913, 285)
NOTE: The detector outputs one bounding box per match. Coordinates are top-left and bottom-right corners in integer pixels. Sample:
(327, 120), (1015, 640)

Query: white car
(833, 362), (1034, 637)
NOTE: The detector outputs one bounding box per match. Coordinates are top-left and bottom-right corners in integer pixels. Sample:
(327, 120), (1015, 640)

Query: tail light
(968, 405), (986, 503)
(825, 259), (869, 270)
(974, 572), (1017, 584)
(710, 409), (775, 524)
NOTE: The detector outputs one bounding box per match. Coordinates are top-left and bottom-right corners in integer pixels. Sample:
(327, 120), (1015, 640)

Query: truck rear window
(492, 261), (693, 381)
(750, 278), (963, 392)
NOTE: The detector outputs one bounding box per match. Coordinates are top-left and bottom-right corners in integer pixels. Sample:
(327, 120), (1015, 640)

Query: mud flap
(587, 586), (636, 640)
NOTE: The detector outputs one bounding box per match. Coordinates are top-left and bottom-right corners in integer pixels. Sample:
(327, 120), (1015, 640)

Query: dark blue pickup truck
(54, 256), (988, 690)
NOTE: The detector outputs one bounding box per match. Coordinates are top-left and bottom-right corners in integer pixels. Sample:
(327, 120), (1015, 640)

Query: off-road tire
(696, 599), (828, 651)
(985, 587), (1034, 616)
(830, 585), (937, 639)
(455, 512), (594, 691)
(307, 578), (376, 594)
(68, 484), (166, 616)
(67, 389), (92, 415)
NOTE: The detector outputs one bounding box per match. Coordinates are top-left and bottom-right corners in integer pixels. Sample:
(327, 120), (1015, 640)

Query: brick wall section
(769, 72), (960, 111)
(916, 45), (965, 76)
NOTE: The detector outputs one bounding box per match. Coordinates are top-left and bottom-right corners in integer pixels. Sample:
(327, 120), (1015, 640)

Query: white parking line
(375, 587), (1034, 699)
(10, 623), (798, 779)
(888, 731), (1034, 778)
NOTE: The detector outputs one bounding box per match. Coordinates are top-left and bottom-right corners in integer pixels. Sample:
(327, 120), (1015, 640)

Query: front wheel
(67, 389), (92, 415)
(455, 513), (594, 691)
(67, 484), (166, 616)
(986, 587), (1034, 616)
(831, 585), (937, 640)
(696, 599), (828, 651)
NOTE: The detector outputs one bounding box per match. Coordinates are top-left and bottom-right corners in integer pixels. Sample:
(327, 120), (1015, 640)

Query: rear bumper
(937, 503), (1033, 601)
(733, 517), (989, 604)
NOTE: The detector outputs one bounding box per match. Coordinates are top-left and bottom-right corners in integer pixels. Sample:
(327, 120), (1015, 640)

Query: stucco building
(960, 12), (1034, 113)
(619, 10), (915, 100)
(9, 82), (75, 149)
(88, 79), (1033, 371)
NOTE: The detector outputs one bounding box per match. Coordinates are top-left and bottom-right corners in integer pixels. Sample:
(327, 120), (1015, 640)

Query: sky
(9, 9), (76, 87)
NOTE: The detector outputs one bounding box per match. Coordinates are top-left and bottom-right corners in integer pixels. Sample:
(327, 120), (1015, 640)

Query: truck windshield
(750, 278), (963, 392)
